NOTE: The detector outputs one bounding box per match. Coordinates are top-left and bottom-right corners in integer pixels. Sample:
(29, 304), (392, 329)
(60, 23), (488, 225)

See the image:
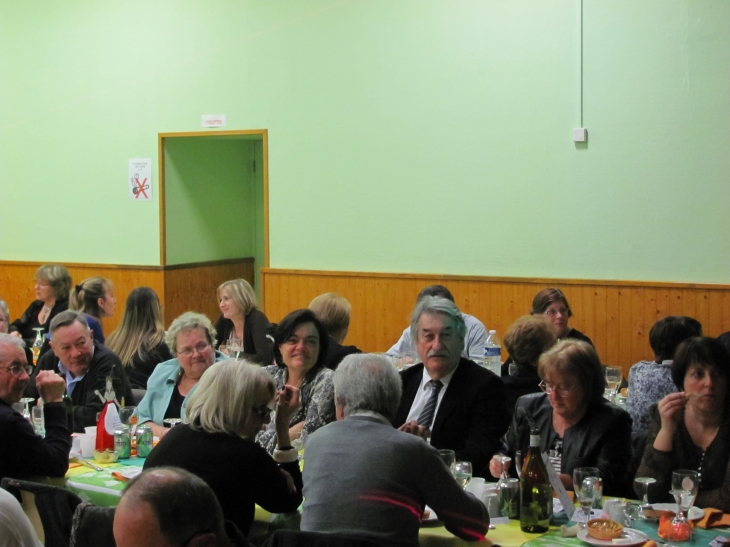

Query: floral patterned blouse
(626, 360), (677, 434)
(256, 364), (335, 453)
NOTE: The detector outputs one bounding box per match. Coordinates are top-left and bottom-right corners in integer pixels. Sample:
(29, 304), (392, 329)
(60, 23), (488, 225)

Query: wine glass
(454, 461), (472, 488)
(605, 366), (622, 402)
(514, 451), (523, 478)
(573, 467), (600, 526)
(634, 476), (657, 518)
(670, 470), (699, 532)
(494, 455), (511, 484)
(227, 337), (243, 360)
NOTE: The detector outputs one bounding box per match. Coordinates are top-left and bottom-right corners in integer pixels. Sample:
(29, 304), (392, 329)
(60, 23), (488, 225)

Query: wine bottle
(519, 428), (552, 533)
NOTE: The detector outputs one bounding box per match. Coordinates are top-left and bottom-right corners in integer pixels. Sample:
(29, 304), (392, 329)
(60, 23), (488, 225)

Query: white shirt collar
(419, 362), (458, 391)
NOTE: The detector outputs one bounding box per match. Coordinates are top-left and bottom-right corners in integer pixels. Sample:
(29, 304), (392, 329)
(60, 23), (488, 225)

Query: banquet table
(61, 461), (730, 547)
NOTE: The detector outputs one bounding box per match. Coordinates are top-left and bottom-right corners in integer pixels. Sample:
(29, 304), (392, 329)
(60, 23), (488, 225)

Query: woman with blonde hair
(144, 360), (303, 536)
(308, 292), (361, 370)
(10, 264), (72, 355)
(69, 276), (116, 343)
(215, 278), (272, 365)
(106, 287), (172, 389)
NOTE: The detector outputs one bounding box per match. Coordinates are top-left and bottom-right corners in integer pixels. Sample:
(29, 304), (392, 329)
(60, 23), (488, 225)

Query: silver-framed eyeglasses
(0, 363), (33, 376)
(538, 381), (572, 397)
(178, 341), (211, 358)
(544, 307), (569, 317)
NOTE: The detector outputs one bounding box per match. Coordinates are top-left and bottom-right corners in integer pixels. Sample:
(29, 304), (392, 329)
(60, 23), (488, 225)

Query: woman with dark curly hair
(636, 337), (730, 511)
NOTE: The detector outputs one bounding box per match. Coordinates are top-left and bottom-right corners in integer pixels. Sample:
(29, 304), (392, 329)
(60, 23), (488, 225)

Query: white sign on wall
(129, 158), (152, 201)
(202, 114), (227, 128)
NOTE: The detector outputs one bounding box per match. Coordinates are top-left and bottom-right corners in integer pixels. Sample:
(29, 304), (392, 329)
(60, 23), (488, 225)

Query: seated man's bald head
(114, 467), (228, 547)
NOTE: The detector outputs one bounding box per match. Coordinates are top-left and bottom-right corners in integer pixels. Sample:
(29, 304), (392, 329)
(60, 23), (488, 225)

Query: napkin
(696, 508), (730, 529)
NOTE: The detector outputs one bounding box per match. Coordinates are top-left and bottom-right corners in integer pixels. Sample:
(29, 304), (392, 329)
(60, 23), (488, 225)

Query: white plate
(578, 528), (648, 547)
(650, 503), (705, 521)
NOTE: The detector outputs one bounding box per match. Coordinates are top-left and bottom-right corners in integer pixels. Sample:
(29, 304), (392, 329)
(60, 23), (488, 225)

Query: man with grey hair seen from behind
(301, 353), (489, 546)
(114, 466), (247, 547)
(391, 296), (509, 478)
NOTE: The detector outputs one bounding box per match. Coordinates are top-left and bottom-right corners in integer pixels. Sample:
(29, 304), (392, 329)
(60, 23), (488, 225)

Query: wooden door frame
(157, 129), (269, 268)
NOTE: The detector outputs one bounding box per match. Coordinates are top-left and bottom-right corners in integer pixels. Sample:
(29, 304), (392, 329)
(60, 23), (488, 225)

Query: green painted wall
(164, 137), (256, 264)
(1, 1), (728, 282)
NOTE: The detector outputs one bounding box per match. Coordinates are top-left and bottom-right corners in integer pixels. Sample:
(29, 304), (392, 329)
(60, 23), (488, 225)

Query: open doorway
(158, 130), (268, 318)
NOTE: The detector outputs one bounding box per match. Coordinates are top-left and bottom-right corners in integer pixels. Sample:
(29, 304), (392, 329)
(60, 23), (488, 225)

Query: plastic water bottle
(483, 330), (502, 375)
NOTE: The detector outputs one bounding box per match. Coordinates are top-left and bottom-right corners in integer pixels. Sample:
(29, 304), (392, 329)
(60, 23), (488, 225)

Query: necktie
(417, 380), (443, 428)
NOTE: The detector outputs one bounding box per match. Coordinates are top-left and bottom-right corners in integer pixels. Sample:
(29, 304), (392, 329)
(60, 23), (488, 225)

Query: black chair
(1, 477), (82, 547)
(69, 503), (116, 547)
(264, 529), (384, 547)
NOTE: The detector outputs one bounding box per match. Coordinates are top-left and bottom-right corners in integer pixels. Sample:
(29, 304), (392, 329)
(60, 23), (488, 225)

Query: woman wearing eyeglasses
(490, 340), (632, 496)
(145, 360), (303, 537)
(135, 312), (226, 438)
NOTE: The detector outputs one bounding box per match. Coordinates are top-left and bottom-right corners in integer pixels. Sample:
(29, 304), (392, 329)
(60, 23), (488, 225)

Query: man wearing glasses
(25, 310), (133, 432)
(0, 333), (71, 481)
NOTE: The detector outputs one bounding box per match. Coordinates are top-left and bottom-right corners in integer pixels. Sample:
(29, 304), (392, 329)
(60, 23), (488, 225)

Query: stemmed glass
(438, 449), (456, 477)
(634, 476), (657, 519)
(31, 327), (44, 366)
(494, 455), (511, 484)
(605, 366), (622, 402)
(227, 337), (243, 360)
(670, 470), (699, 534)
(514, 451), (523, 478)
(573, 467), (601, 527)
(454, 461), (472, 488)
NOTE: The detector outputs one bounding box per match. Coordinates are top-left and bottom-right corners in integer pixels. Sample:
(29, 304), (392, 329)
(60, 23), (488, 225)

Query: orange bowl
(587, 519), (624, 540)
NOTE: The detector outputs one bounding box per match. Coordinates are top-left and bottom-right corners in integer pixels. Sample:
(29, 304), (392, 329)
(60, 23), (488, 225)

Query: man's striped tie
(417, 379), (443, 428)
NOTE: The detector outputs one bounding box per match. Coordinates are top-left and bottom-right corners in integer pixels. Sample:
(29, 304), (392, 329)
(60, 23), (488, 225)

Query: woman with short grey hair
(136, 311), (224, 438)
(144, 360), (304, 536)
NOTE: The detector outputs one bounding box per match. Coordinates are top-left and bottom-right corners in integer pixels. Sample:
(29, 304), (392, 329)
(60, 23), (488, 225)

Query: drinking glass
(32, 405), (45, 437)
(438, 449), (456, 476)
(227, 337), (244, 360)
(605, 366), (622, 402)
(573, 467), (600, 526)
(514, 451), (523, 478)
(118, 406), (137, 426)
(670, 469), (699, 533)
(634, 476), (657, 518)
(454, 461), (472, 488)
(499, 478), (520, 518)
(494, 454), (511, 484)
(19, 398), (35, 421)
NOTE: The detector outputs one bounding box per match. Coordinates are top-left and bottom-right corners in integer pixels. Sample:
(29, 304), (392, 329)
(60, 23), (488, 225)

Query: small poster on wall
(129, 158), (152, 201)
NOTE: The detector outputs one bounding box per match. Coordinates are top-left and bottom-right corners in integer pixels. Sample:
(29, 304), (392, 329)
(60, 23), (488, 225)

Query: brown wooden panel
(163, 259), (254, 326)
(0, 259), (254, 338)
(261, 268), (730, 368)
(0, 261), (164, 336)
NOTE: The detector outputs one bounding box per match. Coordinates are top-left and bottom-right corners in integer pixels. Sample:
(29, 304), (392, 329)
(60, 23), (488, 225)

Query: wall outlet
(573, 127), (587, 142)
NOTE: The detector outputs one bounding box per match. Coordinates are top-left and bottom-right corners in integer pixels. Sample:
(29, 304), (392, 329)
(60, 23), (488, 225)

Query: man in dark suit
(392, 296), (509, 478)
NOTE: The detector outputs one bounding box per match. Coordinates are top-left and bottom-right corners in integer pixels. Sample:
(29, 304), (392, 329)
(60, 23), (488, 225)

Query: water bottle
(483, 330), (502, 375)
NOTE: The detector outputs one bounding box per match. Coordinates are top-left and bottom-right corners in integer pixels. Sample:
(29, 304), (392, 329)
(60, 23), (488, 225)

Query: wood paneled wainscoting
(0, 259), (254, 335)
(261, 268), (730, 376)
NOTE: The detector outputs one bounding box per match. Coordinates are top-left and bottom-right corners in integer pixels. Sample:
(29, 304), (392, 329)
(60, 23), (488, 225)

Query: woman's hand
(9, 331), (21, 338)
(489, 455), (510, 479)
(653, 391), (687, 451)
(558, 473), (573, 491)
(275, 385), (301, 449)
(276, 385), (301, 426)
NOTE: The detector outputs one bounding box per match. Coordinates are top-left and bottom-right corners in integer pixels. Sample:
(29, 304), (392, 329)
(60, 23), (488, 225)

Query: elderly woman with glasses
(144, 360), (303, 537)
(135, 312), (226, 438)
(490, 340), (632, 496)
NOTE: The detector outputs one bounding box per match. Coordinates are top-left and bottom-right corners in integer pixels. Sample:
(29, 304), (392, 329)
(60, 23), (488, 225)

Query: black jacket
(501, 392), (633, 496)
(392, 358), (510, 478)
(25, 343), (134, 433)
